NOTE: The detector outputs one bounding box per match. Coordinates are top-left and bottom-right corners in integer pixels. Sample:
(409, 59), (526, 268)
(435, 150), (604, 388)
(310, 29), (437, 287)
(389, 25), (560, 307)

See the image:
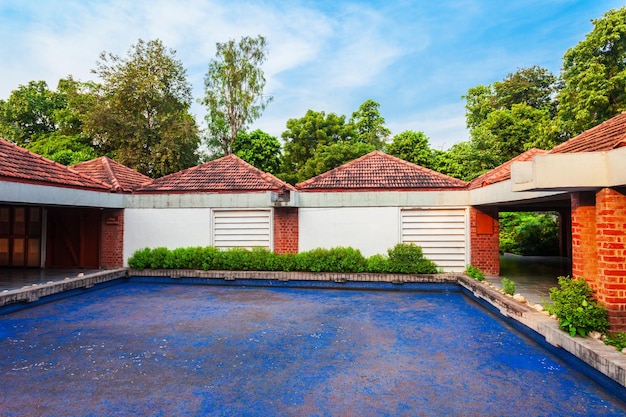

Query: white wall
(123, 208), (212, 264)
(299, 207), (399, 257)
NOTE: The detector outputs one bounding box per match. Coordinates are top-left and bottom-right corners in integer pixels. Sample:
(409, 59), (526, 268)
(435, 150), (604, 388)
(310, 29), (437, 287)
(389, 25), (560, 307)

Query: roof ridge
(228, 154), (296, 190)
(0, 139), (112, 190)
(378, 151), (468, 186)
(100, 156), (122, 191)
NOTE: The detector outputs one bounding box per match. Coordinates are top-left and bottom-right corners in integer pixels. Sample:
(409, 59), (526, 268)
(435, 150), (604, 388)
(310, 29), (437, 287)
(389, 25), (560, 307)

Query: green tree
(349, 99), (390, 149)
(86, 39), (199, 177)
(558, 7), (626, 136)
(280, 109), (354, 183)
(232, 129), (281, 174)
(298, 141), (375, 183)
(493, 66), (558, 113)
(386, 130), (436, 168)
(499, 212), (560, 256)
(202, 35), (272, 155)
(0, 80), (63, 145)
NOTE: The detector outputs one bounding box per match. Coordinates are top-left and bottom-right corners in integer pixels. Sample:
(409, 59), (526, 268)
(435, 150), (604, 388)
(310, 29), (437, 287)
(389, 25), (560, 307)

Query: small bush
(367, 254), (389, 273)
(604, 332), (626, 351)
(149, 247), (170, 269)
(501, 277), (516, 295)
(386, 243), (438, 274)
(198, 246), (223, 270)
(549, 276), (609, 337)
(466, 265), (485, 281)
(128, 247), (152, 270)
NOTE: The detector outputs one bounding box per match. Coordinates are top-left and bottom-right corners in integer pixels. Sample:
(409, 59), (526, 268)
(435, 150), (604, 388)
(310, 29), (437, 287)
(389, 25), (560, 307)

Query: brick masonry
(570, 189), (626, 332)
(469, 206), (500, 276)
(100, 209), (124, 268)
(273, 207), (299, 254)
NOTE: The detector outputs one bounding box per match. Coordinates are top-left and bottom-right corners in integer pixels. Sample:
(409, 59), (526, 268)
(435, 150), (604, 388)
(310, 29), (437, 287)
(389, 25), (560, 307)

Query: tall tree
(558, 7), (626, 136)
(349, 99), (390, 149)
(202, 35), (273, 155)
(298, 141), (374, 183)
(86, 39), (199, 177)
(232, 129), (281, 174)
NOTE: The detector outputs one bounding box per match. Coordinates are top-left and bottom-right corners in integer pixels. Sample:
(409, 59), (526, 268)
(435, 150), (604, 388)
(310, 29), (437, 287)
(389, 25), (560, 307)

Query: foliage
(349, 99), (390, 149)
(232, 129), (281, 174)
(499, 212), (560, 256)
(26, 133), (96, 165)
(297, 141), (374, 182)
(558, 7), (626, 137)
(386, 130), (436, 169)
(87, 38), (199, 177)
(501, 277), (516, 295)
(466, 265), (485, 281)
(128, 244), (439, 275)
(386, 243), (438, 274)
(604, 332), (626, 351)
(549, 277), (609, 337)
(202, 35), (272, 155)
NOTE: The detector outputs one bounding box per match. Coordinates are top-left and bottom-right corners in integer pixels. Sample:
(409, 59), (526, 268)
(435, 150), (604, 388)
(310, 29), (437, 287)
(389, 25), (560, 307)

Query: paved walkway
(485, 254), (571, 305)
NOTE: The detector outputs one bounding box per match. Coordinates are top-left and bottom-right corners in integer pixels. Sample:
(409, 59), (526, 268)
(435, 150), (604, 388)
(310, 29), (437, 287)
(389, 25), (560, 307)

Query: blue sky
(0, 0), (622, 150)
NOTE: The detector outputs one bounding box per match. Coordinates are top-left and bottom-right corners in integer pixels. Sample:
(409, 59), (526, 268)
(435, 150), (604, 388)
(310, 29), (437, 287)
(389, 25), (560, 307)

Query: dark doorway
(46, 208), (101, 268)
(0, 206), (42, 268)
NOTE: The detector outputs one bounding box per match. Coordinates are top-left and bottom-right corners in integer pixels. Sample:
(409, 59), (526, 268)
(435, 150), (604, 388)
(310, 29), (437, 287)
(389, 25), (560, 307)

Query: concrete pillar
(469, 206), (499, 276)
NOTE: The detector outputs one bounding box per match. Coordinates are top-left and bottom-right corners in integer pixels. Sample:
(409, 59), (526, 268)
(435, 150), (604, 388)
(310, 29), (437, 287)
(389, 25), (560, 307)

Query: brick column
(273, 207), (298, 254)
(100, 209), (124, 268)
(469, 206), (499, 276)
(571, 192), (598, 284)
(595, 188), (626, 331)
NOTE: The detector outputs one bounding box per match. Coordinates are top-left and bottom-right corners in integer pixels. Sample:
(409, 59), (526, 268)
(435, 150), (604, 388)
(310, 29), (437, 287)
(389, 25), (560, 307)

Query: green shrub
(549, 277), (609, 337)
(501, 277), (516, 295)
(128, 247), (152, 270)
(328, 247), (367, 273)
(198, 246), (223, 270)
(466, 265), (485, 281)
(149, 247), (170, 269)
(604, 332), (626, 351)
(387, 243), (438, 274)
(367, 254), (389, 273)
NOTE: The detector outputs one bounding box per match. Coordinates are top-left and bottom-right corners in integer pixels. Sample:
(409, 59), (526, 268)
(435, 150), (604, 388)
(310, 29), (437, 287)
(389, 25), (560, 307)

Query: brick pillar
(273, 207), (298, 254)
(571, 192), (598, 284)
(595, 188), (626, 331)
(100, 209), (124, 268)
(469, 206), (499, 276)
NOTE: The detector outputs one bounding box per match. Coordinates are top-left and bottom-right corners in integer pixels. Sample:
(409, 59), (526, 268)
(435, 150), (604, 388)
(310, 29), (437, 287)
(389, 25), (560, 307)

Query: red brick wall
(595, 188), (626, 331)
(469, 206), (500, 276)
(273, 207), (298, 254)
(571, 192), (598, 283)
(100, 209), (124, 268)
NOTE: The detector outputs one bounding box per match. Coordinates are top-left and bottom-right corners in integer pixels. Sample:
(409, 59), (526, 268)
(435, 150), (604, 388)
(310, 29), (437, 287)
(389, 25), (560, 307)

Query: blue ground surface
(1, 282), (625, 416)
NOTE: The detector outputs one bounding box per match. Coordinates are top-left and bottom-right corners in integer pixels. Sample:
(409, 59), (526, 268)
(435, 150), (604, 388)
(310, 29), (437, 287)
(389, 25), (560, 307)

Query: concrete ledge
(1, 268), (624, 388)
(458, 275), (626, 389)
(0, 269), (127, 307)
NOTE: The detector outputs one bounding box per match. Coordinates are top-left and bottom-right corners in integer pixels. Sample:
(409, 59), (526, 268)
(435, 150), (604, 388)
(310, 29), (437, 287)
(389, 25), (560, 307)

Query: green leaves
(549, 277), (609, 337)
(202, 35), (272, 155)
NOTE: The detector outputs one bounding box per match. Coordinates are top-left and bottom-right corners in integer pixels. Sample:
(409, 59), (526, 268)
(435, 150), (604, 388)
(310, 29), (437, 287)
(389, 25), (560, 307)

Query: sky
(0, 0), (623, 150)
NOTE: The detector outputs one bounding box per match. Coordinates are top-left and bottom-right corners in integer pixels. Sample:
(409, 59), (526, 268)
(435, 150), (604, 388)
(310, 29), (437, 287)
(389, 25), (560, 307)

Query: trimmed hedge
(128, 243), (438, 275)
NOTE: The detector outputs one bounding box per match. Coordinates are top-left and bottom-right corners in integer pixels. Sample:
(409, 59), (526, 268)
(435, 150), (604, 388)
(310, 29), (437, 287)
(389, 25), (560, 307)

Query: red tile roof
(550, 112), (626, 154)
(0, 138), (111, 191)
(296, 151), (468, 191)
(468, 148), (547, 190)
(135, 154), (295, 193)
(72, 156), (152, 192)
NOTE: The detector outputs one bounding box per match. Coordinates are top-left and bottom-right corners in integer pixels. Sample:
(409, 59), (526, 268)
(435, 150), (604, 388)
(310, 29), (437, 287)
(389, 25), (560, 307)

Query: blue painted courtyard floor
(1, 282), (626, 416)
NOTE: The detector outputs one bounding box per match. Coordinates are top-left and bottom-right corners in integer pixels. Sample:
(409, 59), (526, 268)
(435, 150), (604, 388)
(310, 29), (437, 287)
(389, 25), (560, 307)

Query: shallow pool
(1, 281), (625, 416)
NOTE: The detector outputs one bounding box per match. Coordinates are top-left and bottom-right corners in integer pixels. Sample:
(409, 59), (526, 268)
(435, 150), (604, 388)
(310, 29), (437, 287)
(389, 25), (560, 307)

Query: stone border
(1, 268), (624, 389)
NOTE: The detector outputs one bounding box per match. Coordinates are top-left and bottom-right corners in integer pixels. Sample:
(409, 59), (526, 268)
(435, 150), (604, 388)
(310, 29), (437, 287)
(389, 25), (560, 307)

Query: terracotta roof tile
(296, 151), (468, 191)
(550, 113), (626, 154)
(135, 154), (295, 193)
(72, 156), (152, 192)
(468, 148), (547, 190)
(0, 138), (111, 191)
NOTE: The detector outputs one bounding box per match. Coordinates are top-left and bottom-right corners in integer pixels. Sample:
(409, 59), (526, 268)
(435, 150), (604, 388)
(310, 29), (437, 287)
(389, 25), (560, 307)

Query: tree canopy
(87, 39), (199, 177)
(202, 35), (272, 155)
(232, 129), (281, 174)
(558, 7), (626, 136)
